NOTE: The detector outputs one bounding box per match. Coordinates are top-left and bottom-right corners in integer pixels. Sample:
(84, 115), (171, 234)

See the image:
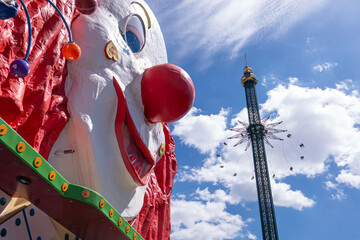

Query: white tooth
(136, 163), (143, 174)
(134, 160), (141, 168)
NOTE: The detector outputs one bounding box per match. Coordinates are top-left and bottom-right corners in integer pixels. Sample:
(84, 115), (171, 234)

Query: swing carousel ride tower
(237, 64), (279, 239)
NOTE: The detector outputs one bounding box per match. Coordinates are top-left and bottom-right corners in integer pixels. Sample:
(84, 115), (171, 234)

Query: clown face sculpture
(47, 0), (194, 220)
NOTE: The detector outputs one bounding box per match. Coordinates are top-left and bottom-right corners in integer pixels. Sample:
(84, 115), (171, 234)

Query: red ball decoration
(75, 0), (97, 15)
(141, 63), (195, 124)
(62, 42), (81, 61)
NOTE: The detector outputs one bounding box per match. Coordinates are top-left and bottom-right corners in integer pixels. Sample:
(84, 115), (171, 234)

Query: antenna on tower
(245, 53), (248, 66)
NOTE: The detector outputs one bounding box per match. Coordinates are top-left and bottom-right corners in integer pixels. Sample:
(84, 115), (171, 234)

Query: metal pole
(243, 68), (279, 240)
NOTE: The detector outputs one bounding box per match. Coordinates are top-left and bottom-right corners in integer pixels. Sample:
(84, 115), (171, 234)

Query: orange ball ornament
(62, 42), (81, 61)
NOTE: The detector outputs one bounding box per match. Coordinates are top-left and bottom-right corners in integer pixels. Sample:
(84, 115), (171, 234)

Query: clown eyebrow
(130, 1), (151, 29)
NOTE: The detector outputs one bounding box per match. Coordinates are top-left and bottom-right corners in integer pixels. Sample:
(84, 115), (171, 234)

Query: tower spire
(231, 60), (280, 240)
(241, 57), (257, 87)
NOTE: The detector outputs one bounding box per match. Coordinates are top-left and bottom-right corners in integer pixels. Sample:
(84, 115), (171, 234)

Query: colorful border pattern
(0, 117), (143, 240)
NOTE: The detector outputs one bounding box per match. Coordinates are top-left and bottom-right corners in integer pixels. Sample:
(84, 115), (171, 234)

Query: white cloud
(172, 107), (228, 154)
(313, 62), (338, 72)
(171, 198), (247, 240)
(247, 232), (257, 240)
(336, 170), (360, 189)
(288, 77), (299, 84)
(272, 181), (315, 210)
(151, 0), (329, 63)
(324, 180), (337, 190)
(261, 84), (360, 182)
(261, 74), (280, 87)
(324, 180), (347, 201)
(336, 79), (353, 91)
(175, 83), (360, 204)
(177, 145), (315, 210)
(194, 188), (239, 205)
(171, 83), (360, 236)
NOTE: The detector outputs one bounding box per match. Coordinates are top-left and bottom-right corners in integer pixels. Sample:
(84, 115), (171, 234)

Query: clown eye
(123, 15), (146, 53)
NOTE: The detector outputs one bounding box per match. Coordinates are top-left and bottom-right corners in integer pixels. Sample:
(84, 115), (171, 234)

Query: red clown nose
(141, 63), (195, 124)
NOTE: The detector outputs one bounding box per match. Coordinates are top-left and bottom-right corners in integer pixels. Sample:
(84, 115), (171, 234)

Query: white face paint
(48, 0), (168, 219)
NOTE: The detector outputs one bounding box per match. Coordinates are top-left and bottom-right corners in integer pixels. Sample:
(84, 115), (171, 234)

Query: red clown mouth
(113, 77), (156, 186)
(112, 64), (195, 185)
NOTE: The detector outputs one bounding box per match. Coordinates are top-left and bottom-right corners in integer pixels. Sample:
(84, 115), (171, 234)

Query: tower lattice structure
(240, 64), (279, 240)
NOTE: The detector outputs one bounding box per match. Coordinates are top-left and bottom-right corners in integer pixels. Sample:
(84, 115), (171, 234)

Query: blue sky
(147, 0), (360, 239)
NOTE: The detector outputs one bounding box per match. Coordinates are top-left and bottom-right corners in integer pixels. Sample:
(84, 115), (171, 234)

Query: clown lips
(113, 64), (195, 186)
(114, 77), (155, 186)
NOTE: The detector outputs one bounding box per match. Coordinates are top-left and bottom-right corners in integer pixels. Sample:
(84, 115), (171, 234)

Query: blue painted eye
(126, 31), (141, 53)
(123, 15), (145, 53)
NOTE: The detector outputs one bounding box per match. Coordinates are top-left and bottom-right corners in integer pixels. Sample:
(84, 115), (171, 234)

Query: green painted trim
(0, 117), (143, 240)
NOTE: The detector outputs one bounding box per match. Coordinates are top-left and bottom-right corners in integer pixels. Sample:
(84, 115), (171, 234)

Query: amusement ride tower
(229, 60), (283, 240)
